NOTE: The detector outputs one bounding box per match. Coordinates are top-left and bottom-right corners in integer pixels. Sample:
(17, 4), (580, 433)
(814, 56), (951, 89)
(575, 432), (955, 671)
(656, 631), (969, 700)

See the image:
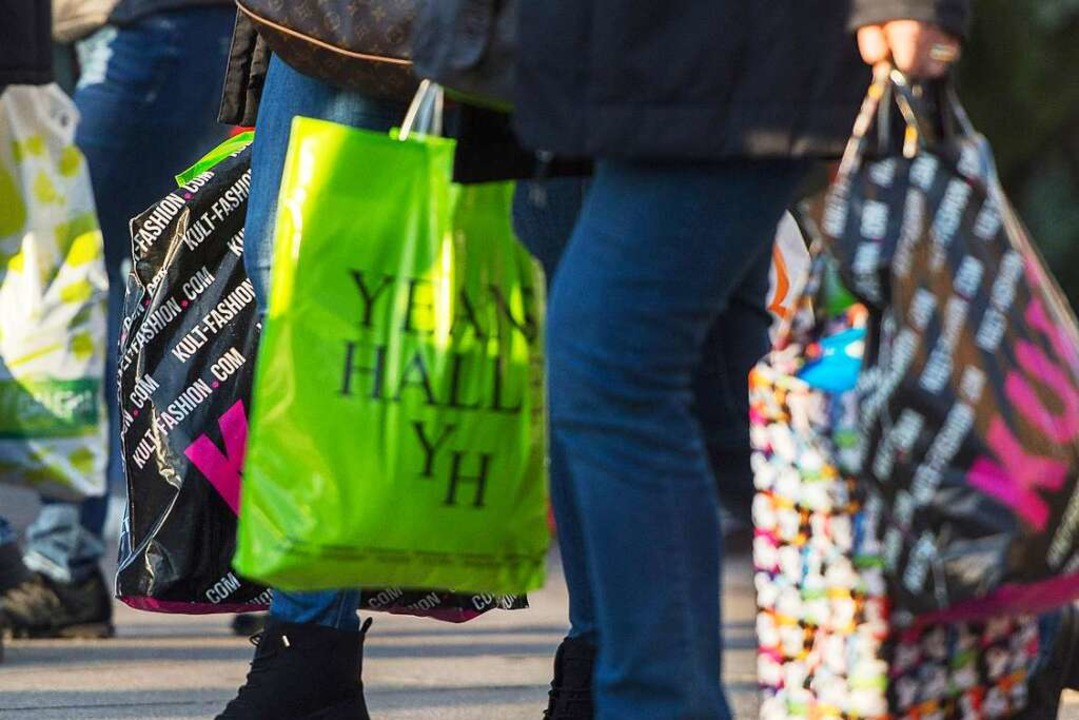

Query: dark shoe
(543, 636), (595, 719)
(0, 542), (31, 592)
(216, 616), (373, 720)
(230, 613), (267, 637)
(0, 569), (114, 639)
(1019, 605), (1079, 719)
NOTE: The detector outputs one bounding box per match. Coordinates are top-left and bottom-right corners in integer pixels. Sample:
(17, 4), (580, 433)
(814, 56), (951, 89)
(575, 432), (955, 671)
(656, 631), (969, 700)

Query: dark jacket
(110, 0), (233, 25)
(216, 14), (586, 183)
(513, 0), (971, 160)
(0, 0), (52, 88)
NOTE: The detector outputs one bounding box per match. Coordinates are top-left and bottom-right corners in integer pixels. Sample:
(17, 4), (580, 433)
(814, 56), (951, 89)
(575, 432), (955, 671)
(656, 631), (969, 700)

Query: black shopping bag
(822, 69), (1079, 623)
(116, 137), (268, 613)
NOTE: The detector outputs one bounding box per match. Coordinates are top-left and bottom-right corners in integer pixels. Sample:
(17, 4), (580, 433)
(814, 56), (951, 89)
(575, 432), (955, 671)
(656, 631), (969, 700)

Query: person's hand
(857, 20), (961, 78)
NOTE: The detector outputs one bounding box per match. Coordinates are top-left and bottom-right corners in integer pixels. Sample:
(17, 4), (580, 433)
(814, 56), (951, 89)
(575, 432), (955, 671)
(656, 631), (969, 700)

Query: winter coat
(0, 0), (52, 88)
(513, 0), (971, 160)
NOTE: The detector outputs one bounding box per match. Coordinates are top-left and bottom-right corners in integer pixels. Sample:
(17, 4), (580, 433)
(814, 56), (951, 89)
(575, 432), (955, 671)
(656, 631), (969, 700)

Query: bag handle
(836, 65), (898, 180)
(838, 67), (1079, 358)
(399, 80), (446, 141)
(838, 66), (970, 180)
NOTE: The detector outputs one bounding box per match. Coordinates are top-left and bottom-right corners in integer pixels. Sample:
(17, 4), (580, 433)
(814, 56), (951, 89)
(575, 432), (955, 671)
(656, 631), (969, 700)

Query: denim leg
(244, 56), (408, 307)
(245, 56), (408, 630)
(513, 173), (771, 642)
(547, 158), (805, 719)
(694, 256), (774, 529)
(25, 8), (237, 582)
(0, 517), (30, 590)
(268, 589), (364, 631)
(512, 179), (590, 281)
(1036, 611), (1063, 673)
(24, 501), (106, 583)
(0, 517), (15, 547)
(513, 179), (597, 642)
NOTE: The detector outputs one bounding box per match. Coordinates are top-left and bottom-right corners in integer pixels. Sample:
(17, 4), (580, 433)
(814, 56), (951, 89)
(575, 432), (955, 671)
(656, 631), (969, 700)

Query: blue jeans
(246, 56), (408, 631)
(512, 177), (770, 646)
(0, 517), (15, 547)
(546, 159), (805, 719)
(20, 8), (234, 584)
(512, 181), (597, 642)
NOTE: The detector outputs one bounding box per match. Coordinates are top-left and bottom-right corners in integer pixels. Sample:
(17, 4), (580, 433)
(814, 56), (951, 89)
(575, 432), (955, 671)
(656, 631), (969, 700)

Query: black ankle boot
(0, 543), (31, 592)
(230, 613), (267, 637)
(543, 636), (595, 719)
(1019, 605), (1079, 719)
(216, 616), (373, 720)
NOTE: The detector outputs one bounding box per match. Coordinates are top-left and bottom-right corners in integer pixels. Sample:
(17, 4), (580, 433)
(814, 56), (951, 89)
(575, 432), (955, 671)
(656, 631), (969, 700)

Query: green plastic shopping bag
(235, 116), (549, 595)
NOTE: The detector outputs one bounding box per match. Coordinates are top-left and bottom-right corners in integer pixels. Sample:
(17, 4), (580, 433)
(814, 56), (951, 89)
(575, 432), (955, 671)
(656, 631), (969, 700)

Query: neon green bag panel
(236, 117), (549, 595)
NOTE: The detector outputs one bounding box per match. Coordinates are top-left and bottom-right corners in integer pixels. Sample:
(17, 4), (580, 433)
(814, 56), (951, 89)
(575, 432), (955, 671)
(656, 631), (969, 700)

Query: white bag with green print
(0, 84), (108, 499)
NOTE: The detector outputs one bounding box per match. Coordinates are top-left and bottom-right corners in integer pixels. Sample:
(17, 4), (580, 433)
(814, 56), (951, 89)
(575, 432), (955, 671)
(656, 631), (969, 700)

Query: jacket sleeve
(849, 0), (971, 38)
(0, 0), (53, 87)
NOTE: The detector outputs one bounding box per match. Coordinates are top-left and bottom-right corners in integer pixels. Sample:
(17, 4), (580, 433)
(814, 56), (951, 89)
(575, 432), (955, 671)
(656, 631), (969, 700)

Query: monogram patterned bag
(235, 0), (419, 100)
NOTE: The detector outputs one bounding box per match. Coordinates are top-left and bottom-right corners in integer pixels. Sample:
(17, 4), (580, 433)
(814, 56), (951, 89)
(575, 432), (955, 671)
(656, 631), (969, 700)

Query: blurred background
(961, 0), (1079, 307)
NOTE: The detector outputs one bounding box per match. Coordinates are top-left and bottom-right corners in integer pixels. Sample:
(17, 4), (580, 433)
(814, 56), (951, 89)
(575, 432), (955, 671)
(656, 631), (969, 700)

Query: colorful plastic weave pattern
(751, 297), (1038, 719)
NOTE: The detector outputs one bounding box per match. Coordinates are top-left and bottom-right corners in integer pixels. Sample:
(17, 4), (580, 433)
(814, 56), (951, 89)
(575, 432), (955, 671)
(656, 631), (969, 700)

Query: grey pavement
(1, 485), (1076, 719)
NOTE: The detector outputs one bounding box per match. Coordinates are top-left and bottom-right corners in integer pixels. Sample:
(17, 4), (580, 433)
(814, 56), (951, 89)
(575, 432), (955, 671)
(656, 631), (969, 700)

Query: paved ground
(1, 485), (1076, 719)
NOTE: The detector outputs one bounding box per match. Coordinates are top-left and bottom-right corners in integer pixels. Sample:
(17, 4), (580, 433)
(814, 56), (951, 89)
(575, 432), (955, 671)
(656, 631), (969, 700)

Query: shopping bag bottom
(119, 596), (270, 615)
(233, 525), (548, 597)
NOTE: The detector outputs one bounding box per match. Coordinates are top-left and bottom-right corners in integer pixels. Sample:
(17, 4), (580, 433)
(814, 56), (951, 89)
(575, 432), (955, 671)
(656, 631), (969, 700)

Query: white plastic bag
(0, 84), (108, 499)
(767, 212), (811, 343)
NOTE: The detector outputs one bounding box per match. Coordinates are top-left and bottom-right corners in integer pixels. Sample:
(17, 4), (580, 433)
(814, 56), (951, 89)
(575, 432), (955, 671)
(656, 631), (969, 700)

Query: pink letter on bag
(1006, 339), (1079, 444)
(968, 418), (1068, 531)
(1027, 296), (1079, 377)
(185, 400), (248, 515)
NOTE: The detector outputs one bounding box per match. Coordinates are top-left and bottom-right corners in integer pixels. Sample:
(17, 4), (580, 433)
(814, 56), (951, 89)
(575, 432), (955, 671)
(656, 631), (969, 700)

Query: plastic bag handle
(888, 70), (973, 147)
(836, 65), (895, 179)
(399, 80), (445, 141)
(838, 66), (968, 179)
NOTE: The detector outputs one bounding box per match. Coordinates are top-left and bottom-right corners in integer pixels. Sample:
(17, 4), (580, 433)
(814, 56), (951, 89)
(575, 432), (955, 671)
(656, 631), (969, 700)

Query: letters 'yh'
(341, 268), (538, 508)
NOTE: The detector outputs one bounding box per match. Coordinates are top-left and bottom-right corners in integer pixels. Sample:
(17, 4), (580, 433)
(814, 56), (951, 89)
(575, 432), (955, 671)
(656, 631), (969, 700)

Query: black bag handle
(838, 66), (974, 179)
(838, 67), (917, 179)
(838, 66), (1079, 356)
